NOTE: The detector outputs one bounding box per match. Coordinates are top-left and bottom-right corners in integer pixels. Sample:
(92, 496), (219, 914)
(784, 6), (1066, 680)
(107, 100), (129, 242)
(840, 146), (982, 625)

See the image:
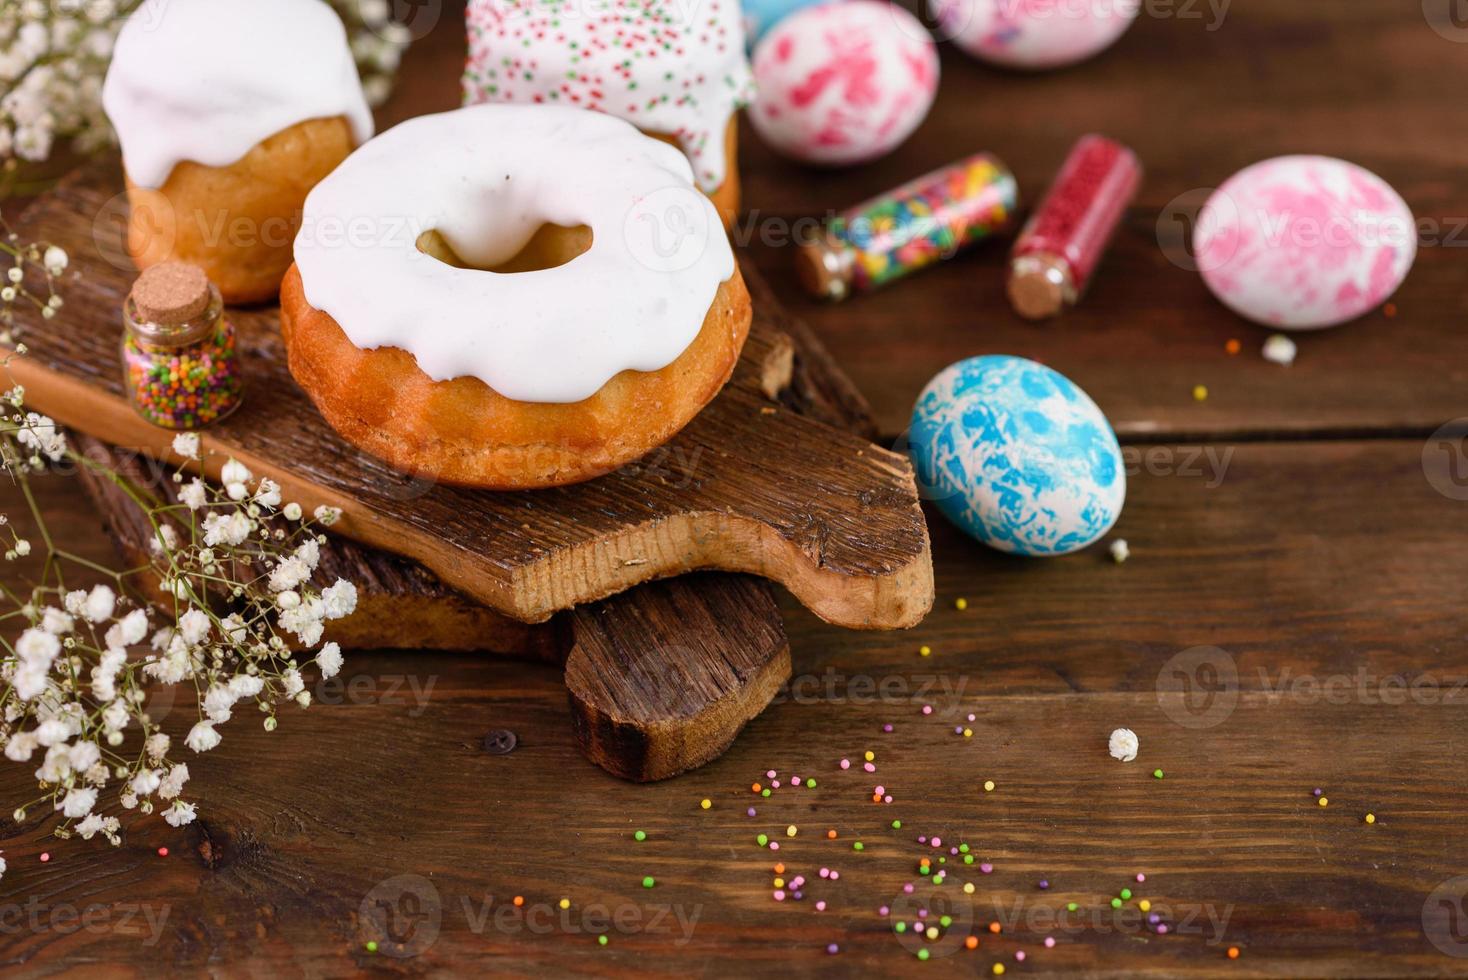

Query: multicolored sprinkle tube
(797, 153), (1019, 301)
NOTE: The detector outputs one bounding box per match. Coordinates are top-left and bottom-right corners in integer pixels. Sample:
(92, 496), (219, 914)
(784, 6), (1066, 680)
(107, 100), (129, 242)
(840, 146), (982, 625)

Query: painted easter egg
(929, 0), (1139, 69)
(743, 0), (840, 47)
(908, 355), (1125, 557)
(749, 1), (940, 166)
(1193, 156), (1415, 330)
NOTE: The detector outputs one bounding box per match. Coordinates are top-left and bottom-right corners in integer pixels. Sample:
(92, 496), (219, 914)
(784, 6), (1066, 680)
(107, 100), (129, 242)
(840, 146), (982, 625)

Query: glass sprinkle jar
(122, 261), (243, 430)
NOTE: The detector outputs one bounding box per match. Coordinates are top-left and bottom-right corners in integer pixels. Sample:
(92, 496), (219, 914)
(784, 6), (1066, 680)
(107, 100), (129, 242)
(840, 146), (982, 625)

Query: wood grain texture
(2, 0), (1465, 974)
(738, 1), (1468, 441)
(8, 168), (933, 630)
(3, 440), (1466, 977)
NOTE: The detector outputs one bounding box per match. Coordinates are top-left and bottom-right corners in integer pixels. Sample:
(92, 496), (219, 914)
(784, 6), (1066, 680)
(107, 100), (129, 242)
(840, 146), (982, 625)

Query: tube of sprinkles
(1007, 134), (1142, 320)
(796, 153), (1019, 301)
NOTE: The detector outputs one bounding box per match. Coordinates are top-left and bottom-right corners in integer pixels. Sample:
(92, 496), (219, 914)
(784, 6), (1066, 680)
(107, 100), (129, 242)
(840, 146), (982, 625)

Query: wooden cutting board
(32, 165), (931, 780)
(12, 166), (933, 631)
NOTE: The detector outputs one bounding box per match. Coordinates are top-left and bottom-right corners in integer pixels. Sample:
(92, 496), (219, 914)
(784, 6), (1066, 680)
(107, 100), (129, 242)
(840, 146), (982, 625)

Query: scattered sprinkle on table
(513, 896), (524, 907)
(786, 825), (798, 837)
(1318, 796), (1329, 807)
(1139, 899), (1152, 912)
(984, 780), (996, 792)
(1153, 769), (1165, 779)
(642, 876), (655, 888)
(558, 898), (570, 910)
(955, 596), (968, 610)
(1263, 334), (1297, 366)
(598, 935), (609, 946)
(1228, 946), (1240, 959)
(993, 963), (1005, 974)
(1110, 539), (1130, 563)
(365, 940), (378, 953)
(1193, 384), (1209, 402)
(700, 799), (711, 809)
(853, 841), (865, 851)
(157, 847), (169, 857)
(1365, 812), (1376, 824)
(39, 852), (49, 863)
(1225, 338), (1241, 355)
(633, 830), (646, 841)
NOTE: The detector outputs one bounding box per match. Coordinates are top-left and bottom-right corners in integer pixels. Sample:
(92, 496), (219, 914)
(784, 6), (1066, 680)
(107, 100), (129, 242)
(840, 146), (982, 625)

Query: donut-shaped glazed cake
(283, 104), (752, 490)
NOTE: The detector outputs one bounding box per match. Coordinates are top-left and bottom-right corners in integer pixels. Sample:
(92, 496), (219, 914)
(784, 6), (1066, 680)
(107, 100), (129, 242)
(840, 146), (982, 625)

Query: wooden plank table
(2, 1), (1466, 975)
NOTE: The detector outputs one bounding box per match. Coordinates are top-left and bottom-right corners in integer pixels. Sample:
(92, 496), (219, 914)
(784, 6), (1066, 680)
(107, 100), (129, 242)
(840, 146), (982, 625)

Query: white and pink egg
(930, 0), (1139, 70)
(749, 1), (939, 166)
(1194, 156), (1416, 330)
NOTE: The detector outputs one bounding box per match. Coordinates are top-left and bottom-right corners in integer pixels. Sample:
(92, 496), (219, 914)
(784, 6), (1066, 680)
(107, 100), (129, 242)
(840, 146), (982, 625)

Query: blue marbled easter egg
(742, 0), (839, 46)
(908, 355), (1125, 557)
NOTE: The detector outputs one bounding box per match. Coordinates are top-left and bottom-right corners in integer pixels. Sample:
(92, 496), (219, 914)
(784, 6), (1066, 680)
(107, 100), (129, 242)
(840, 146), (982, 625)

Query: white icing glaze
(463, 0), (752, 193)
(293, 104), (736, 405)
(103, 0), (374, 189)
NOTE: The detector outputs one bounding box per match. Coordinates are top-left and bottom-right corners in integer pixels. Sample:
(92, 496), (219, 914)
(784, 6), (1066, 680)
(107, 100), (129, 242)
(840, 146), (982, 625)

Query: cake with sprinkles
(463, 0), (753, 218)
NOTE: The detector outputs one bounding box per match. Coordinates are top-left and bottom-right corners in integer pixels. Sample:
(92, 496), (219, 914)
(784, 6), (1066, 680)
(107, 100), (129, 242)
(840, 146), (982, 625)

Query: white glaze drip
(463, 0), (752, 193)
(293, 104), (736, 405)
(103, 0), (374, 189)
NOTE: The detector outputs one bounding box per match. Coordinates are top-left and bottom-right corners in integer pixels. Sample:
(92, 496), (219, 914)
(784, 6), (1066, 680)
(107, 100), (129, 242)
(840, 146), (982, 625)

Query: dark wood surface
(3, 1), (1467, 976)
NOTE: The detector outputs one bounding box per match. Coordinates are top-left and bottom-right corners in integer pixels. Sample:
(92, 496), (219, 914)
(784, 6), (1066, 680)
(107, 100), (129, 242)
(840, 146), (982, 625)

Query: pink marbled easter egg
(1194, 156), (1416, 331)
(749, 1), (939, 166)
(929, 0), (1139, 70)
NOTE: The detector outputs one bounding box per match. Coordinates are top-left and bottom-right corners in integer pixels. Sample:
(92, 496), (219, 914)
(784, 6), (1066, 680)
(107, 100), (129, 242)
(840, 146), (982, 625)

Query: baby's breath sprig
(0, 406), (358, 879)
(0, 217), (66, 342)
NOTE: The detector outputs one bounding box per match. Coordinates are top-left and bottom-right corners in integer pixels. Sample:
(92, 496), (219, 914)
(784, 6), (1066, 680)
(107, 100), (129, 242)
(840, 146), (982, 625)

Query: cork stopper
(795, 233), (856, 302)
(1007, 253), (1075, 321)
(130, 262), (212, 325)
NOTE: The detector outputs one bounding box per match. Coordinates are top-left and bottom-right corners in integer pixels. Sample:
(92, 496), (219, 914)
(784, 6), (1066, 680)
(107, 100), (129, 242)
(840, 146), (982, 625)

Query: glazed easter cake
(282, 104), (752, 490)
(103, 0), (373, 303)
(463, 0), (753, 223)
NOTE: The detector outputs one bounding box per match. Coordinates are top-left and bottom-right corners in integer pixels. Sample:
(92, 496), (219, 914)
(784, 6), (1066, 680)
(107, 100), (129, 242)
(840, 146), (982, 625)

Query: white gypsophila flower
(129, 768), (159, 796)
(219, 614), (248, 644)
(171, 431), (200, 460)
(15, 413), (66, 461)
(13, 539), (31, 557)
(220, 458), (251, 495)
(1108, 727), (1139, 763)
(202, 511), (252, 547)
(228, 674), (263, 700)
(3, 732), (37, 762)
(158, 763), (188, 800)
(75, 813), (106, 839)
(64, 589), (87, 617)
(40, 606), (73, 635)
(11, 660), (48, 700)
(179, 479), (208, 510)
(316, 642), (343, 680)
(58, 786), (96, 819)
(275, 590), (300, 611)
(91, 648), (125, 701)
(34, 717), (70, 747)
(104, 608), (148, 648)
(35, 744), (70, 782)
(254, 478), (282, 508)
(42, 246), (67, 276)
(295, 539), (320, 570)
(16, 627), (59, 668)
(321, 580), (358, 620)
(268, 555), (310, 593)
(203, 685), (235, 724)
(101, 699), (128, 734)
(67, 740), (99, 772)
(313, 505), (342, 526)
(151, 523), (178, 554)
(82, 584), (115, 623)
(281, 669), (304, 698)
(178, 608), (210, 647)
(184, 722), (219, 753)
(279, 603), (324, 647)
(163, 800), (196, 827)
(145, 732), (169, 762)
(283, 502), (303, 522)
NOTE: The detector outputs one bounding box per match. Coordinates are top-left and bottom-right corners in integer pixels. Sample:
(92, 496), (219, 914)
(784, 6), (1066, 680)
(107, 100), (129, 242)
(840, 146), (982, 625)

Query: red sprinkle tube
(1007, 134), (1142, 320)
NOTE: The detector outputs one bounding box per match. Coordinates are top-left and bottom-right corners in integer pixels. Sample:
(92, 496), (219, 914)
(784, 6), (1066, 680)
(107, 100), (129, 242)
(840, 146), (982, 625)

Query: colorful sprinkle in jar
(123, 262), (243, 430)
(797, 153), (1019, 301)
